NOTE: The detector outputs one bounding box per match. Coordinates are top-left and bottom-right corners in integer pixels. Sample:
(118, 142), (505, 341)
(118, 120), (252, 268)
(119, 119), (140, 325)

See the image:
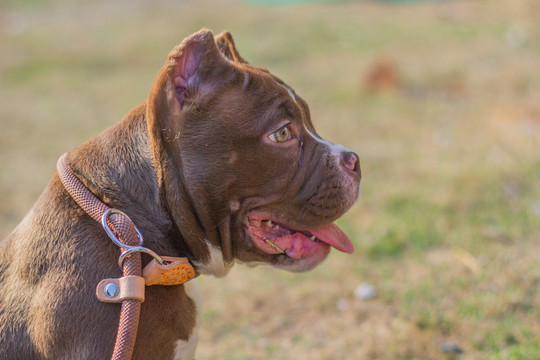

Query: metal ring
(118, 246), (164, 268)
(101, 208), (144, 249)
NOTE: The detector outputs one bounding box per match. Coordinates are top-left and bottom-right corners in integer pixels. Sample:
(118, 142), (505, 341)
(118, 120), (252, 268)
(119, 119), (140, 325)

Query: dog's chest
(173, 280), (202, 360)
(132, 281), (200, 360)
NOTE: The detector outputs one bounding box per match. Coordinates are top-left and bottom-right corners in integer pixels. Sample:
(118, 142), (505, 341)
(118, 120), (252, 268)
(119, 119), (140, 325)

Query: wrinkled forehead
(236, 63), (313, 127)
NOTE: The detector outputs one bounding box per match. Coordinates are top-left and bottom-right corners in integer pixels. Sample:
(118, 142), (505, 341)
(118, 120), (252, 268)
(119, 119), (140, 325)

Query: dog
(0, 29), (360, 359)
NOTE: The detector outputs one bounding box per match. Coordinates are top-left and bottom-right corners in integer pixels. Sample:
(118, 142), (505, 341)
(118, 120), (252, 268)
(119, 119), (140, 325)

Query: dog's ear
(147, 29), (225, 125)
(215, 31), (247, 64)
(169, 29), (225, 109)
(147, 29), (225, 154)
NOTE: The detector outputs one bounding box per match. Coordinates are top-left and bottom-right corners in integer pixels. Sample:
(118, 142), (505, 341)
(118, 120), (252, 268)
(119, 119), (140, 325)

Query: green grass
(2, 0), (540, 359)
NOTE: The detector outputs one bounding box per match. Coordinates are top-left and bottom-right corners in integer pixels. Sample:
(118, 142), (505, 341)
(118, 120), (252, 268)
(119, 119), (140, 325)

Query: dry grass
(1, 0), (540, 359)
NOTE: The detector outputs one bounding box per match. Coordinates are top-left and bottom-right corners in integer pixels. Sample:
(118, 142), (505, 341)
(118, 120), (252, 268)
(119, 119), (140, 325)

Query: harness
(56, 153), (197, 360)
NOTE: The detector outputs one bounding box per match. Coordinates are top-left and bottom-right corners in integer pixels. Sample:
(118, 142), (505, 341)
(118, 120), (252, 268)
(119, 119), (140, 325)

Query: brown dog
(0, 29), (360, 359)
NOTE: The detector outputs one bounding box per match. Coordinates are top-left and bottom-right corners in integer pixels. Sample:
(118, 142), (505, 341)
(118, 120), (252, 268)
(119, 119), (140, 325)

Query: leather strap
(97, 276), (146, 303)
(143, 256), (196, 286)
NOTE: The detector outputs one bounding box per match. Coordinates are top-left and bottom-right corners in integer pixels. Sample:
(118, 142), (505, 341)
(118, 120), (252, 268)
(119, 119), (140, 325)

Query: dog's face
(148, 30), (360, 274)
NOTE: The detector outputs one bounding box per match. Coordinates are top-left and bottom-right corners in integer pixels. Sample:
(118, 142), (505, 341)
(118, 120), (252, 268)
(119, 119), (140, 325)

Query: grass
(1, 0), (540, 359)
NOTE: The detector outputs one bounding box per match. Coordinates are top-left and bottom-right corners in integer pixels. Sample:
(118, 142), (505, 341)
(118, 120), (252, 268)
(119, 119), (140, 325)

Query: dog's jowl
(0, 29), (360, 359)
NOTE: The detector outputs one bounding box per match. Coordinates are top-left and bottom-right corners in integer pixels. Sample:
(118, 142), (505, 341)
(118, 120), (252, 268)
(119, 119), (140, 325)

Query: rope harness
(56, 153), (196, 360)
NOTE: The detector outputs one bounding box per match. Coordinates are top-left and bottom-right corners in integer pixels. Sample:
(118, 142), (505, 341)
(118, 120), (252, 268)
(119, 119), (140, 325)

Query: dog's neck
(144, 98), (235, 275)
(65, 102), (225, 270)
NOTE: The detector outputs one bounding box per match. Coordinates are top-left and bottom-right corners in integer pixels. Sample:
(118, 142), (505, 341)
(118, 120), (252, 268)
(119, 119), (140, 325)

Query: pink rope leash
(57, 153), (141, 360)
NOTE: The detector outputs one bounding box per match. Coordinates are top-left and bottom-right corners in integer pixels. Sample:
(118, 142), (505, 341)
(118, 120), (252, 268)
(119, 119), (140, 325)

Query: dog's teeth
(273, 224), (280, 230)
(310, 235), (316, 241)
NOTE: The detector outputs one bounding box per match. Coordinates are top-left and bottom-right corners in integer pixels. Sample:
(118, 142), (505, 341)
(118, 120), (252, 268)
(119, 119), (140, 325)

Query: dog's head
(147, 29), (360, 275)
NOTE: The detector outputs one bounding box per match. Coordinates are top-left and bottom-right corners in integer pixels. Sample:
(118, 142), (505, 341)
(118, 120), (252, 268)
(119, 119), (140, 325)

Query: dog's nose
(341, 151), (360, 175)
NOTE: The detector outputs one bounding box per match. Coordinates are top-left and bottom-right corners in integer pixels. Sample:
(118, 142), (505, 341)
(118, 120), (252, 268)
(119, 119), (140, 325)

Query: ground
(1, 0), (539, 359)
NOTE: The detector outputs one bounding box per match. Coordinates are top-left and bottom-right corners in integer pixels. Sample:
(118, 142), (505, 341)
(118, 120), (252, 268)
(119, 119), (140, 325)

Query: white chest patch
(174, 280), (202, 360)
(192, 241), (233, 278)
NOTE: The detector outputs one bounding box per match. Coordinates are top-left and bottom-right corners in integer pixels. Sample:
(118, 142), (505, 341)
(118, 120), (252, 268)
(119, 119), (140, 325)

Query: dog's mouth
(246, 212), (354, 259)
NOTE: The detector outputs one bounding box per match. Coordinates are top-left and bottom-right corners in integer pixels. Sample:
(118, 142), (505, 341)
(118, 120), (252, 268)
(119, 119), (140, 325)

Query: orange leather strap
(143, 256), (196, 286)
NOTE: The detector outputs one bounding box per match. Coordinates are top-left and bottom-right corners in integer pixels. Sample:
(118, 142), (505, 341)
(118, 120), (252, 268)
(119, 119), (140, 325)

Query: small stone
(440, 342), (463, 354)
(353, 282), (377, 300)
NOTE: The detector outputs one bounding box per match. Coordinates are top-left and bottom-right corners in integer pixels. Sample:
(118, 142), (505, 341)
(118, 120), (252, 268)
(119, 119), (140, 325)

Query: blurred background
(1, 0), (539, 358)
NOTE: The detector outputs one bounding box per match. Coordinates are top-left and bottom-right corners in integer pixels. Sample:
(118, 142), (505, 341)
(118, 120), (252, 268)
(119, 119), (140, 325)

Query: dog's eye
(269, 126), (291, 143)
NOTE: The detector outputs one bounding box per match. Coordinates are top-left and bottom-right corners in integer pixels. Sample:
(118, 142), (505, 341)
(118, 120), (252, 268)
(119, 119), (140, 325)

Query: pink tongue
(309, 223), (354, 254)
